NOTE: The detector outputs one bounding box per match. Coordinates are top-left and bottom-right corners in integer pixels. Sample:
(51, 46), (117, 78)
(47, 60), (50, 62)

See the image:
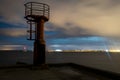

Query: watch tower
(24, 2), (50, 65)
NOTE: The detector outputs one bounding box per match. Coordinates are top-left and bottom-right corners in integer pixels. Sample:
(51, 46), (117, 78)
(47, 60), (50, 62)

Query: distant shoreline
(0, 50), (120, 53)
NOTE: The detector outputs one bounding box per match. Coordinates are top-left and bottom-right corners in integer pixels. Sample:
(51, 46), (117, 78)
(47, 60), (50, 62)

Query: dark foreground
(0, 63), (119, 80)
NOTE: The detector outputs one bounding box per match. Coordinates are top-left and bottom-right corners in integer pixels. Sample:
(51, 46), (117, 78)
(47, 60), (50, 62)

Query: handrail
(24, 2), (50, 21)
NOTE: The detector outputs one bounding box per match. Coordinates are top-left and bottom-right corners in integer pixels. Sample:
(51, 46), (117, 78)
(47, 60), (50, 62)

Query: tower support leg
(34, 40), (46, 65)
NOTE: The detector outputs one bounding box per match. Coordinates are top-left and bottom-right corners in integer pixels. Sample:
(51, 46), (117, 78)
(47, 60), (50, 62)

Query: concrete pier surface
(0, 63), (119, 80)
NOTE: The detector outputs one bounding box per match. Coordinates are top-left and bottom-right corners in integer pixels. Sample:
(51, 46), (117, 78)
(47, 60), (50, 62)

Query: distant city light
(0, 45), (29, 51)
(105, 49), (109, 52)
(55, 49), (62, 52)
(0, 47), (14, 50)
(109, 49), (120, 52)
(23, 45), (27, 52)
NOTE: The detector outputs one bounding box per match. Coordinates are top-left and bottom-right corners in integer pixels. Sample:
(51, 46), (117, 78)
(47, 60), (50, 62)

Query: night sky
(0, 0), (120, 51)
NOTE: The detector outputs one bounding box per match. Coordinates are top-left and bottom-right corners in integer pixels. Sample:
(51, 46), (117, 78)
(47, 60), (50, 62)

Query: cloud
(0, 28), (26, 37)
(49, 0), (120, 38)
(45, 22), (95, 39)
(0, 45), (27, 50)
(0, 0), (25, 25)
(46, 36), (109, 50)
(0, 0), (120, 38)
(46, 36), (120, 50)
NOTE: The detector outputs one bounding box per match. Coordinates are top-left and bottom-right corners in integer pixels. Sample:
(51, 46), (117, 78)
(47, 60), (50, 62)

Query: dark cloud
(0, 28), (26, 37)
(45, 22), (95, 39)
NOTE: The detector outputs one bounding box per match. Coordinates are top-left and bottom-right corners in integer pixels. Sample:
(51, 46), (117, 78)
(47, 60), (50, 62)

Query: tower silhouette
(24, 2), (50, 65)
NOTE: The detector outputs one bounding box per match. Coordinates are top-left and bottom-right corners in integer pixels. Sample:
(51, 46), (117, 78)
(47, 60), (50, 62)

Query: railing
(26, 21), (36, 40)
(24, 2), (50, 21)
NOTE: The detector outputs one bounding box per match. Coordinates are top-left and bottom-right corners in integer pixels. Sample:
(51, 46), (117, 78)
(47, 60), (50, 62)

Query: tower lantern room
(24, 2), (50, 65)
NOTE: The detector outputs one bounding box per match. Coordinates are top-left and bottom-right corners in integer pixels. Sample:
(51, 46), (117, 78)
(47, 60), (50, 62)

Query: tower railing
(25, 2), (50, 22)
(26, 21), (36, 40)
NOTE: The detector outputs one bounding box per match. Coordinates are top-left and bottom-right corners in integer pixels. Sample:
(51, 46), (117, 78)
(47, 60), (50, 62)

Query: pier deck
(0, 63), (119, 80)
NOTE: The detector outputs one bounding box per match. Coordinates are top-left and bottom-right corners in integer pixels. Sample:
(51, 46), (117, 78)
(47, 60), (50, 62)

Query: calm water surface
(0, 50), (120, 73)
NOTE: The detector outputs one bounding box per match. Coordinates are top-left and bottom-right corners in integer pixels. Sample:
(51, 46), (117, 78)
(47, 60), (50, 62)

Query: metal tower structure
(24, 2), (50, 65)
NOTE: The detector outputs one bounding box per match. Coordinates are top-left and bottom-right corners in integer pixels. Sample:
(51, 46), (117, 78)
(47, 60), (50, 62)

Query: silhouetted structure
(24, 2), (50, 65)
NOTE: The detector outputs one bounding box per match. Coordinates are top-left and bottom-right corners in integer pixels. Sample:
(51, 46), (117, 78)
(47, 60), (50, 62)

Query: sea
(0, 50), (120, 73)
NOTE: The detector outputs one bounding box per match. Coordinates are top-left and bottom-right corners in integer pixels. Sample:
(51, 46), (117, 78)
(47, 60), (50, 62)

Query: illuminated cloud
(47, 37), (120, 50)
(46, 36), (109, 50)
(0, 45), (23, 50)
(0, 28), (26, 37)
(0, 0), (120, 38)
(1, 0), (120, 50)
(48, 0), (120, 37)
(0, 45), (33, 50)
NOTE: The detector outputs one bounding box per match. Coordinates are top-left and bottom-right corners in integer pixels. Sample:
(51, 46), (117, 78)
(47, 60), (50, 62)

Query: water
(0, 51), (33, 66)
(0, 50), (120, 73)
